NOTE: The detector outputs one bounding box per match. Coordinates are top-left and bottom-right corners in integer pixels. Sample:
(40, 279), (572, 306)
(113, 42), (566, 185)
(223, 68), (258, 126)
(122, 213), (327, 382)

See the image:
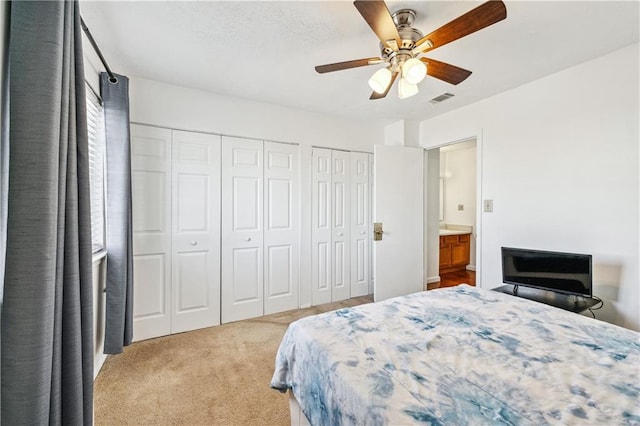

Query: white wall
(420, 43), (639, 331)
(129, 77), (382, 151)
(384, 119), (421, 147)
(442, 144), (477, 269)
(128, 77), (384, 308)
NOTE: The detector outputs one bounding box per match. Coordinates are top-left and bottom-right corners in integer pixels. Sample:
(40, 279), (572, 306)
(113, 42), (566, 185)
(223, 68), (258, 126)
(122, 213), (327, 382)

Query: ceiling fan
(315, 1), (507, 100)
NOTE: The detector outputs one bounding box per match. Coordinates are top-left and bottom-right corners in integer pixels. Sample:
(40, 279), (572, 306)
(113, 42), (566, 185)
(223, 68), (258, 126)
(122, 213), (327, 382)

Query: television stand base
(492, 285), (600, 313)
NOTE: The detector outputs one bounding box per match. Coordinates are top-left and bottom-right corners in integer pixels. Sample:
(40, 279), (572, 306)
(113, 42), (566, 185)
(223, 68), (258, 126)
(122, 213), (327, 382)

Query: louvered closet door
(312, 148), (332, 305)
(222, 136), (264, 323)
(350, 152), (370, 297)
(263, 142), (299, 315)
(331, 150), (351, 302)
(171, 130), (221, 333)
(130, 124), (172, 341)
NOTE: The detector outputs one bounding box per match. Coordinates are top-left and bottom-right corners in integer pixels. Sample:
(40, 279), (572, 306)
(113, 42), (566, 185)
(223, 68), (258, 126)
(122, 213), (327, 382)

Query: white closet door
(311, 148), (332, 305)
(263, 142), (299, 315)
(350, 152), (369, 297)
(130, 124), (172, 341)
(171, 130), (221, 333)
(222, 136), (264, 323)
(368, 153), (375, 295)
(332, 150), (351, 302)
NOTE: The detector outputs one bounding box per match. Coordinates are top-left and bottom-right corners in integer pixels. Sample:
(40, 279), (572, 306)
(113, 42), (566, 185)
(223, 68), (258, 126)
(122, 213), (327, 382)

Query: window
(86, 84), (106, 253)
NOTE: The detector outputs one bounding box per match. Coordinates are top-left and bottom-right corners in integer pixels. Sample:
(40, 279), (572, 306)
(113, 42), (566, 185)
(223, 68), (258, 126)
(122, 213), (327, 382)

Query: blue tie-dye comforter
(271, 285), (640, 425)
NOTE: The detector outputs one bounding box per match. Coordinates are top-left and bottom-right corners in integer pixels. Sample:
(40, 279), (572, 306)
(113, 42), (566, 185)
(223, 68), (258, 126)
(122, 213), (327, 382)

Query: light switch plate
(483, 200), (493, 212)
(457, 204), (464, 211)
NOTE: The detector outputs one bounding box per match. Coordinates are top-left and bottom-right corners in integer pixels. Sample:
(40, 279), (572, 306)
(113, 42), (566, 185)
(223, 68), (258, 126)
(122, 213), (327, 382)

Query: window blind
(86, 84), (106, 253)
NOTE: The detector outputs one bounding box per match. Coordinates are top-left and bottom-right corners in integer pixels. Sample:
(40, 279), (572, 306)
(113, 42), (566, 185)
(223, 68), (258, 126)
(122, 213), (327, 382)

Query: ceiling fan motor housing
(381, 9), (424, 71)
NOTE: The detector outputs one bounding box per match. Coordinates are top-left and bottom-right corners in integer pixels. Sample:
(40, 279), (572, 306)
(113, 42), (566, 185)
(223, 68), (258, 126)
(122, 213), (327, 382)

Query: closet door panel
(350, 152), (369, 297)
(264, 142), (299, 315)
(231, 247), (261, 300)
(331, 150), (351, 302)
(171, 130), (221, 333)
(312, 148), (332, 305)
(132, 254), (167, 322)
(222, 137), (264, 323)
(130, 124), (172, 340)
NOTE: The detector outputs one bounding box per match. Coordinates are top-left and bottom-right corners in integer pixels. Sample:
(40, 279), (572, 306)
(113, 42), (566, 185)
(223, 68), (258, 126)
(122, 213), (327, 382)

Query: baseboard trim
(299, 303), (311, 309)
(427, 276), (441, 284)
(466, 265), (476, 271)
(94, 352), (107, 380)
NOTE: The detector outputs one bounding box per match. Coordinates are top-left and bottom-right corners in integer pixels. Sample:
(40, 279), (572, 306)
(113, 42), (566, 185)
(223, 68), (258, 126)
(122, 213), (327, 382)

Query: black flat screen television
(501, 247), (592, 297)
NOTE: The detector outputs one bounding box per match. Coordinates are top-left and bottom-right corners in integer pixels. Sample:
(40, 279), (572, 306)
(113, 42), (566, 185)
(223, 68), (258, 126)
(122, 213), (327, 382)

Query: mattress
(271, 285), (640, 425)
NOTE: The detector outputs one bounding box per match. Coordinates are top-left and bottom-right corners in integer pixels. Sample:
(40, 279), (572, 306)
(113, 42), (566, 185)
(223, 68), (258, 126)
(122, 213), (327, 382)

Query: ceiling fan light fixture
(314, 1), (508, 100)
(368, 68), (392, 94)
(402, 57), (427, 85)
(398, 77), (418, 99)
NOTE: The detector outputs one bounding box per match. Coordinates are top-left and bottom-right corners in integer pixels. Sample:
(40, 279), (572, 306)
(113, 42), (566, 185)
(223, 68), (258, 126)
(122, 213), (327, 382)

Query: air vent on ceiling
(429, 92), (455, 104)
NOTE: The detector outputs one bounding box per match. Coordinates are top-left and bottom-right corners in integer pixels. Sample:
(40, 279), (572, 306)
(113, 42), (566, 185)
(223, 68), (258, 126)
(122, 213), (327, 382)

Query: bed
(271, 285), (640, 425)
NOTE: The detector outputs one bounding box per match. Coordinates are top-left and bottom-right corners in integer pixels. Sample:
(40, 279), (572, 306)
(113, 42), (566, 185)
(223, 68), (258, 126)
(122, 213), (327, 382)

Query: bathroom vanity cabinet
(439, 233), (471, 274)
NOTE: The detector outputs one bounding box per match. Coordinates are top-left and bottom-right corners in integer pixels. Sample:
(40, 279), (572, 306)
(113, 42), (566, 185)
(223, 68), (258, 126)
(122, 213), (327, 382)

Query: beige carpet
(94, 296), (373, 425)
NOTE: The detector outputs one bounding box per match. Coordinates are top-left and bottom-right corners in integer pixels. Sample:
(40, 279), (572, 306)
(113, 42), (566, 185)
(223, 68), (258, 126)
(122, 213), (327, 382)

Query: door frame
(426, 130), (483, 288)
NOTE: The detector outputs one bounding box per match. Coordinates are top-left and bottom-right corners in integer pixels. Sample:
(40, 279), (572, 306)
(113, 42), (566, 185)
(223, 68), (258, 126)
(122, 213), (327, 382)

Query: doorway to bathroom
(426, 137), (479, 290)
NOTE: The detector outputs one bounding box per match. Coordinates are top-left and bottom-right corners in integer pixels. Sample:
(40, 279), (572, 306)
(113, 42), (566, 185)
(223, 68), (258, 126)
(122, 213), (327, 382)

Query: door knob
(245, 237), (252, 242)
(337, 232), (343, 237)
(190, 240), (198, 246)
(360, 231), (366, 235)
(373, 222), (383, 241)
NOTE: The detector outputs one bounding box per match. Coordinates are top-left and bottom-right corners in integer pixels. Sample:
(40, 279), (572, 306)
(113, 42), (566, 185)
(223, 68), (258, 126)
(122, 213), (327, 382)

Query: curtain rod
(80, 17), (117, 84)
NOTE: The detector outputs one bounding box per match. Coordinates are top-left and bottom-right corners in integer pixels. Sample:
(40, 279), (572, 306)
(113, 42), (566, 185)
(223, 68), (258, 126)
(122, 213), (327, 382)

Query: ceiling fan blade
(370, 71), (398, 100)
(354, 1), (402, 50)
(421, 58), (472, 85)
(413, 1), (507, 54)
(315, 57), (385, 74)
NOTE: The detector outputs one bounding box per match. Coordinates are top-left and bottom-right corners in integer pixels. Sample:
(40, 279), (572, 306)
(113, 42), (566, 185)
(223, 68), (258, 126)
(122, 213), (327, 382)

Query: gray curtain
(101, 72), (134, 354)
(1, 1), (93, 424)
(0, 2), (9, 305)
(0, 2), (9, 417)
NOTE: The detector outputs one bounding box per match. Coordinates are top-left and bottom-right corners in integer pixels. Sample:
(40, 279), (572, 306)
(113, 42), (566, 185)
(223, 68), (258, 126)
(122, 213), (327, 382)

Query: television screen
(501, 247), (592, 297)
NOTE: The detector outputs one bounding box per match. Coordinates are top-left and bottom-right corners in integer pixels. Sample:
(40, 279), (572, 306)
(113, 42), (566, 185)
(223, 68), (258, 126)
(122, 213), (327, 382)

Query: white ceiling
(80, 1), (639, 123)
